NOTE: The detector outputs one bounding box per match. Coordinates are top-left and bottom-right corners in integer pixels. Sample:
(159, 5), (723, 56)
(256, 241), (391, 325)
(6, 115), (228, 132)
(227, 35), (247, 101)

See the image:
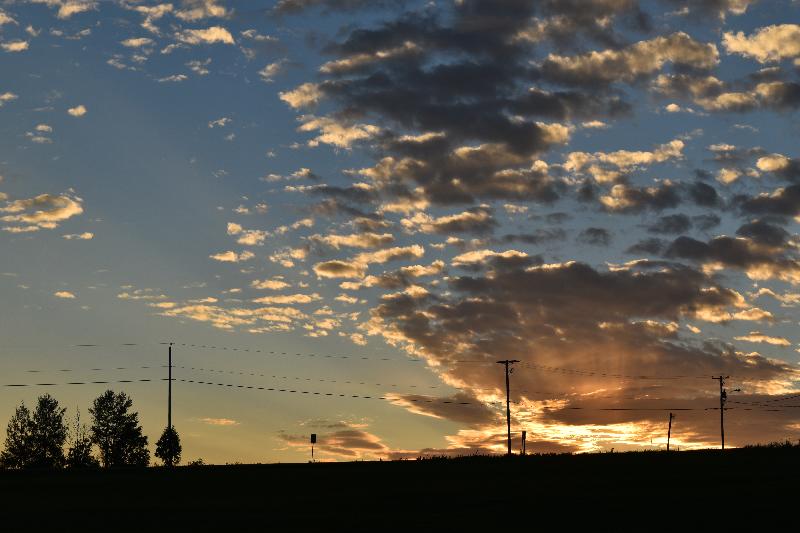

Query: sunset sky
(2, 0), (800, 463)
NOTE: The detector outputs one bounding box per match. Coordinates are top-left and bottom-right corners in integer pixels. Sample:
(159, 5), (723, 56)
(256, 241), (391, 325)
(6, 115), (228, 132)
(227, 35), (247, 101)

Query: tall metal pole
(667, 412), (674, 451)
(712, 376), (728, 450)
(168, 343), (173, 430)
(497, 360), (519, 456)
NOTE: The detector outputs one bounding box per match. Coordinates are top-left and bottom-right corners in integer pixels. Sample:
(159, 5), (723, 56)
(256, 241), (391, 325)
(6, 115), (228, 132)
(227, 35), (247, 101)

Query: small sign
(310, 433), (317, 444)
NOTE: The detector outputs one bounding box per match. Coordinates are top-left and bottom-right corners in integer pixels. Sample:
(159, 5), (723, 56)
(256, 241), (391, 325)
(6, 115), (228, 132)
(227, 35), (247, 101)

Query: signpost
(310, 433), (317, 463)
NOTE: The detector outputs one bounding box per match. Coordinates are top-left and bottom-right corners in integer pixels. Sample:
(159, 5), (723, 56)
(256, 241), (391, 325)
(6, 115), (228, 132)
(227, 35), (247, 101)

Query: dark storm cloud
(501, 228), (567, 245)
(738, 185), (800, 218)
(272, 0), (407, 15)
(577, 227), (612, 246)
(601, 182), (682, 212)
(627, 237), (667, 255)
(654, 72), (800, 113)
(686, 181), (721, 207)
(662, 0), (760, 18)
(647, 214), (692, 234)
(369, 260), (792, 431)
(736, 219), (790, 247)
(665, 232), (800, 283)
(692, 214), (721, 231)
(282, 0), (665, 205)
(386, 393), (497, 426)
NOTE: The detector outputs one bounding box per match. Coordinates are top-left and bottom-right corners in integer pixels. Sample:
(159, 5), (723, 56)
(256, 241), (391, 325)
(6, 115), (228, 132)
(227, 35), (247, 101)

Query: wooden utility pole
(667, 412), (675, 451)
(712, 376), (729, 450)
(521, 430), (527, 456)
(168, 343), (173, 429)
(497, 360), (519, 456)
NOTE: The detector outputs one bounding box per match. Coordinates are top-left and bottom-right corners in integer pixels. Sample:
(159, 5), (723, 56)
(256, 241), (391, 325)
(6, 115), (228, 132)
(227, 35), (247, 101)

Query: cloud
(310, 232), (395, 249)
(313, 245), (424, 279)
(252, 293), (322, 304)
(175, 0), (228, 22)
(2, 41), (29, 53)
(0, 9), (16, 26)
(54, 291), (76, 299)
(259, 60), (286, 82)
(251, 278), (290, 290)
(401, 206), (497, 235)
(541, 33), (719, 86)
(209, 250), (255, 263)
(121, 37), (155, 48)
(734, 332), (791, 346)
(278, 423), (391, 460)
(67, 105), (87, 117)
(723, 24), (800, 63)
(0, 92), (18, 106)
(175, 26), (234, 45)
(157, 74), (188, 83)
(1, 193), (84, 232)
(199, 417), (239, 426)
(63, 232), (93, 240)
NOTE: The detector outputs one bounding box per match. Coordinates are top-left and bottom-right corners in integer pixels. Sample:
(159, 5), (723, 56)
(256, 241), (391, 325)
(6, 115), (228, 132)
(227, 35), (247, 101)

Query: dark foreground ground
(1, 447), (797, 531)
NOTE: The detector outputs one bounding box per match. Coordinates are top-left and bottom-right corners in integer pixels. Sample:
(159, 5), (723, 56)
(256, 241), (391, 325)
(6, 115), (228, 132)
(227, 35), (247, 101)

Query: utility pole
(712, 376), (729, 450)
(497, 360), (519, 456)
(168, 343), (173, 430)
(667, 412), (675, 451)
(521, 430), (527, 456)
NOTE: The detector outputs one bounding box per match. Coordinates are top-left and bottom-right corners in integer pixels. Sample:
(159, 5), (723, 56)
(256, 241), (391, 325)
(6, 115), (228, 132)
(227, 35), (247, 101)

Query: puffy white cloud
(121, 37), (155, 48)
(279, 83), (323, 109)
(67, 105), (87, 117)
(175, 0), (228, 21)
(54, 291), (76, 299)
(1, 193), (84, 232)
(252, 293), (321, 304)
(723, 24), (800, 63)
(313, 245), (425, 279)
(544, 32), (718, 84)
(2, 41), (29, 53)
(63, 232), (93, 240)
(175, 26), (234, 45)
(0, 92), (18, 106)
(209, 250), (255, 263)
(297, 115), (380, 149)
(734, 332), (791, 346)
(259, 60), (285, 82)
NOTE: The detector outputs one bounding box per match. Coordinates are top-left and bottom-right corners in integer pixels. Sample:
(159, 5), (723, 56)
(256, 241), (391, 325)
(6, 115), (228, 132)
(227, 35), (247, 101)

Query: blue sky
(2, 0), (800, 462)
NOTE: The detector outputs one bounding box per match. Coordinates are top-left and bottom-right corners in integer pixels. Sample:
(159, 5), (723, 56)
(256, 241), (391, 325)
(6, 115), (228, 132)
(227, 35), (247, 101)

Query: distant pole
(712, 376), (729, 450)
(521, 430), (527, 456)
(667, 413), (675, 451)
(168, 343), (173, 430)
(497, 360), (519, 456)
(310, 433), (317, 463)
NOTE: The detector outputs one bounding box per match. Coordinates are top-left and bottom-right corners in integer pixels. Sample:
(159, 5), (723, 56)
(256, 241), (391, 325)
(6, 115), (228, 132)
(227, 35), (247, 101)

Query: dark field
(2, 447), (796, 531)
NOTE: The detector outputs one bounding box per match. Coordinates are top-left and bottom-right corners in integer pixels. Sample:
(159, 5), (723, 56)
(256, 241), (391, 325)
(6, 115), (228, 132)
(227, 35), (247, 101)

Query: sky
(2, 0), (800, 463)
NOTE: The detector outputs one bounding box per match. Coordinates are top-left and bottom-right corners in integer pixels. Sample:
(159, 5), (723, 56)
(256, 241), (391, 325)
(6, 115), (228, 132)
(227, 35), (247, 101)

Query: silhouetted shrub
(155, 426), (182, 467)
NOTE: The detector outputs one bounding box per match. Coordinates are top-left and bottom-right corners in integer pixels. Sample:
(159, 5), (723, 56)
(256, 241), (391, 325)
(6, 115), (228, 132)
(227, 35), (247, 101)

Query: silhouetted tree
(0, 394), (67, 469)
(1, 404), (33, 469)
(89, 390), (149, 467)
(66, 409), (99, 469)
(155, 426), (181, 467)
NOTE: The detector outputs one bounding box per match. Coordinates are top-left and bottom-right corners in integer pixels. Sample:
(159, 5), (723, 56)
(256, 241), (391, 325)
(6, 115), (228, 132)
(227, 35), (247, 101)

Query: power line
(175, 365), (450, 391)
(176, 378), (472, 406)
(170, 342), (423, 363)
(1, 378), (166, 388)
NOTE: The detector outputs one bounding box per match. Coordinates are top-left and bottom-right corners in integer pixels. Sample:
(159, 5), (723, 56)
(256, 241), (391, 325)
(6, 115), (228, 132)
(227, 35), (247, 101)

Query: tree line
(0, 390), (181, 469)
